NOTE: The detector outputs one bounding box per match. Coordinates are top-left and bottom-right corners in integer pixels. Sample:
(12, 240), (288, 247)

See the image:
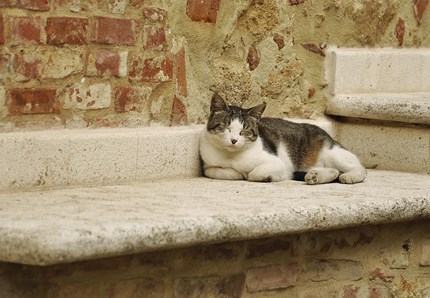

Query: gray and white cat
(199, 94), (366, 184)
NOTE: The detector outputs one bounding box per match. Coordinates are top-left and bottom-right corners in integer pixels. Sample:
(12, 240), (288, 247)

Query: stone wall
(1, 220), (429, 297)
(0, 0), (429, 131)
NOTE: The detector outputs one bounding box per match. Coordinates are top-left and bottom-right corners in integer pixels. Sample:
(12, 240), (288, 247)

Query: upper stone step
(326, 48), (430, 94)
(0, 126), (202, 192)
(325, 48), (430, 125)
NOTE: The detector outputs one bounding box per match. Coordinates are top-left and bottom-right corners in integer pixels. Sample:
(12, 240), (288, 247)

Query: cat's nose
(231, 139), (237, 145)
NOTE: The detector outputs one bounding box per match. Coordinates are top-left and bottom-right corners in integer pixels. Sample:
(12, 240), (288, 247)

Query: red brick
(170, 95), (188, 125)
(413, 0), (429, 24)
(143, 7), (167, 23)
(175, 47), (187, 97)
(0, 0), (17, 7)
(0, 15), (4, 44)
(115, 86), (151, 113)
(8, 88), (60, 115)
(46, 17), (88, 45)
(186, 0), (220, 23)
(17, 0), (50, 10)
(129, 56), (173, 83)
(10, 16), (42, 45)
(13, 52), (41, 82)
(143, 25), (167, 51)
(85, 50), (120, 77)
(92, 17), (138, 45)
(245, 264), (299, 292)
(395, 18), (405, 46)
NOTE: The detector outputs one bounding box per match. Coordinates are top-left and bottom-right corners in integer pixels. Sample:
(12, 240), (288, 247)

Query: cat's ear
(248, 102), (266, 119)
(210, 93), (229, 114)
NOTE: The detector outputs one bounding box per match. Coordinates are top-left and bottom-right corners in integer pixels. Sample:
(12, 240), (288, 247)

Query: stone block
(327, 48), (430, 94)
(63, 83), (111, 110)
(301, 259), (363, 282)
(337, 121), (430, 173)
(245, 264), (299, 292)
(67, 131), (138, 185)
(0, 133), (70, 189)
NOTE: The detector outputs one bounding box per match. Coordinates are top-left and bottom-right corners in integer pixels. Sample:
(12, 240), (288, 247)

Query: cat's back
(258, 117), (337, 153)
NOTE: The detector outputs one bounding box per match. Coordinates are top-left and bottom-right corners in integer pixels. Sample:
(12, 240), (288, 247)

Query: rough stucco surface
(0, 0), (429, 130)
(171, 0), (430, 122)
(0, 170), (428, 266)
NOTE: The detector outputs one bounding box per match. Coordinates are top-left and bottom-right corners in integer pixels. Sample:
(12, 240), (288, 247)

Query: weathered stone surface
(246, 264), (299, 292)
(0, 169), (429, 265)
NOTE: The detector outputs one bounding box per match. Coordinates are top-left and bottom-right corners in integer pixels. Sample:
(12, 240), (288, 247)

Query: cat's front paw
(305, 168), (339, 185)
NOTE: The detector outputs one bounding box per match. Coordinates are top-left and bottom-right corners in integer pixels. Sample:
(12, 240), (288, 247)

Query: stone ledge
(325, 48), (430, 94)
(0, 126), (202, 192)
(326, 93), (430, 125)
(0, 170), (428, 266)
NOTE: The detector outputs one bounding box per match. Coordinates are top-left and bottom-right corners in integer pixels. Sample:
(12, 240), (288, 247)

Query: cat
(199, 94), (367, 184)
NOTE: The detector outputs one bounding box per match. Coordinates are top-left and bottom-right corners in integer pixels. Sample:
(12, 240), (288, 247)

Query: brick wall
(0, 0), (429, 131)
(1, 220), (429, 297)
(0, 0), (188, 130)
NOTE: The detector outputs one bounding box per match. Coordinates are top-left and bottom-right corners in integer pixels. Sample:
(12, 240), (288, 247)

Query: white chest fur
(199, 128), (289, 180)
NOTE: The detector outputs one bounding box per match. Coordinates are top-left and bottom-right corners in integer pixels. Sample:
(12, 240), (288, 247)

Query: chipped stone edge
(326, 93), (430, 125)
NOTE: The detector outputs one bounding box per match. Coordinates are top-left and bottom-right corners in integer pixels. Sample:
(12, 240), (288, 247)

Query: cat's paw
(247, 168), (286, 183)
(339, 167), (366, 184)
(247, 172), (273, 182)
(305, 168), (339, 185)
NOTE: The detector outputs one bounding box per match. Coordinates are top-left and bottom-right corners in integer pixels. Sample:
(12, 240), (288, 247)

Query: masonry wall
(1, 220), (429, 297)
(0, 0), (429, 131)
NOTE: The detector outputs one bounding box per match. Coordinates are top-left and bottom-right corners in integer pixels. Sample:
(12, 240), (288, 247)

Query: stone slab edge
(326, 93), (430, 124)
(0, 126), (203, 192)
(0, 171), (429, 266)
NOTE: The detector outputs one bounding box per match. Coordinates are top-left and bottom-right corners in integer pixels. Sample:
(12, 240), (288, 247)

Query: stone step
(0, 170), (429, 266)
(324, 47), (430, 174)
(0, 126), (202, 192)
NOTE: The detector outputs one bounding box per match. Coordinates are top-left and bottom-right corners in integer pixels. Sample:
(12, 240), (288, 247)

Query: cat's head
(206, 93), (266, 151)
